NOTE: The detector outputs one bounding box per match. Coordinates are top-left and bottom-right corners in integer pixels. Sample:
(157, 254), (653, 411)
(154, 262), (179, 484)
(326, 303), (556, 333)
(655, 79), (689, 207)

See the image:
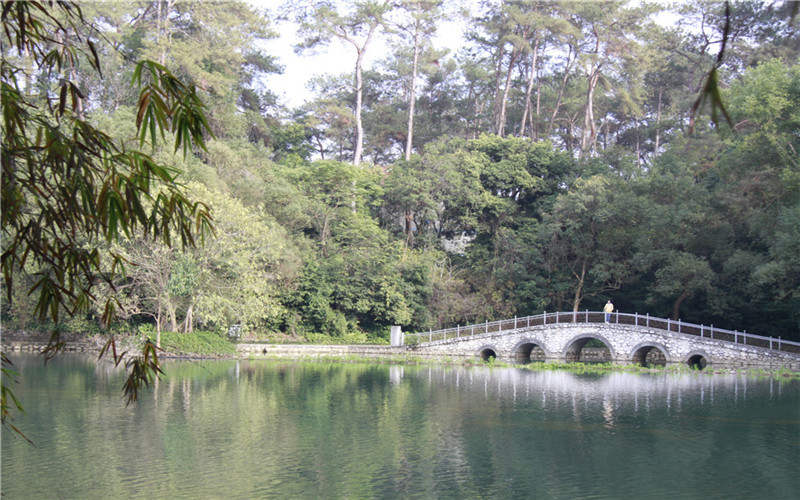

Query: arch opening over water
(478, 346), (497, 361)
(631, 343), (668, 367)
(687, 354), (708, 371)
(512, 341), (547, 364)
(564, 335), (614, 363)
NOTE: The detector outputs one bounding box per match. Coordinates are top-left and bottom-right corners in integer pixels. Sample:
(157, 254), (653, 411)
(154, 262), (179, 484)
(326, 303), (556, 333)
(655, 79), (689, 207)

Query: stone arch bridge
(398, 311), (800, 370)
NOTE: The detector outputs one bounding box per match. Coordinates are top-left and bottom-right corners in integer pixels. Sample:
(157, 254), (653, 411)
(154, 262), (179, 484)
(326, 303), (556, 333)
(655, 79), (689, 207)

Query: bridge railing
(404, 311), (800, 355)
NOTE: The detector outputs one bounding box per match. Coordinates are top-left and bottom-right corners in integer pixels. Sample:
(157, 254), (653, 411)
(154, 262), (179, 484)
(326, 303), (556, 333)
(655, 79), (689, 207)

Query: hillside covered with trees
(3, 0), (799, 344)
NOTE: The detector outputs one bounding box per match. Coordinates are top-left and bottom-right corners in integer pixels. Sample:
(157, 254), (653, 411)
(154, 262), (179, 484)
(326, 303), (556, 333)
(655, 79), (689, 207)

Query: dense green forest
(2, 0), (799, 344)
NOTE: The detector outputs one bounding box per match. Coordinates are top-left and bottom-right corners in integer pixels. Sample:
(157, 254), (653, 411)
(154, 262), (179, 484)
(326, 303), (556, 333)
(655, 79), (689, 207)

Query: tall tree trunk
(491, 44), (506, 135)
(23, 44), (32, 95)
(519, 33), (541, 138)
(654, 89), (663, 155)
(167, 302), (177, 333)
(405, 14), (421, 161)
(581, 65), (601, 154)
(345, 23), (378, 213)
(496, 49), (518, 137)
(531, 60), (543, 140)
(572, 260), (587, 312)
(635, 122), (642, 168)
(157, 0), (163, 44)
(156, 303), (163, 348)
(402, 19), (420, 246)
(321, 213), (331, 257)
(157, 0), (174, 66)
(404, 210), (414, 248)
(671, 290), (689, 321)
(470, 91), (484, 140)
(353, 49), (365, 167)
(547, 46), (576, 138)
(343, 22), (378, 167)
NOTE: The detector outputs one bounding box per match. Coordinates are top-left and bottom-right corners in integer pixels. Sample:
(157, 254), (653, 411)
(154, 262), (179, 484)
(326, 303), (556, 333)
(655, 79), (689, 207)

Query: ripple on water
(2, 356), (798, 499)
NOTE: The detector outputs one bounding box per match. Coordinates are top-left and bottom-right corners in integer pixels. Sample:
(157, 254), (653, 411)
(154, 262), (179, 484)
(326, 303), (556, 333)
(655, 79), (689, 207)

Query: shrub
(158, 330), (237, 356)
(303, 330), (372, 345)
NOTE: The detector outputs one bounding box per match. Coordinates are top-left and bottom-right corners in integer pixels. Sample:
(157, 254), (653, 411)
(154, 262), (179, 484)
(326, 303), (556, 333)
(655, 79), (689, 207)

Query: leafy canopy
(1, 1), (215, 422)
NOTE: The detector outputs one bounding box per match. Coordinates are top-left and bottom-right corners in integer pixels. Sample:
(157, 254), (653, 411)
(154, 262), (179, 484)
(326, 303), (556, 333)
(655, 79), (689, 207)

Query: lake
(2, 353), (798, 499)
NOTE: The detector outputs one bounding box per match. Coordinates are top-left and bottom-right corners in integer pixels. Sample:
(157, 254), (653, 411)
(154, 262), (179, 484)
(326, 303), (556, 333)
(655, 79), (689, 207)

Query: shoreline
(4, 338), (800, 378)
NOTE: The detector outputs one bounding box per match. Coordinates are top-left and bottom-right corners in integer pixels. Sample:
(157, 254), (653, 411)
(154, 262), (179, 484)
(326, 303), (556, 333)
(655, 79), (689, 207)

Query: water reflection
(3, 354), (798, 500)
(403, 364), (780, 412)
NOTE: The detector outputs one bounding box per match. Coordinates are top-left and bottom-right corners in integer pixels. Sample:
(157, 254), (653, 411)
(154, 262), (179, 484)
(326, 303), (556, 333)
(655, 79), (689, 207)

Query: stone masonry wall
(236, 343), (402, 359)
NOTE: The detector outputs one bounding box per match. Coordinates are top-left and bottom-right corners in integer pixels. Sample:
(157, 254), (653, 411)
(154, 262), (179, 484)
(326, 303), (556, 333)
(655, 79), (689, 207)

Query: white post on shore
(390, 326), (403, 346)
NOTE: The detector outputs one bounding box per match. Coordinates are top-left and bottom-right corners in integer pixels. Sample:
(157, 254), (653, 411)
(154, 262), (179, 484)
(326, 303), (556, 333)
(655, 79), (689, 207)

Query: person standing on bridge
(604, 300), (614, 323)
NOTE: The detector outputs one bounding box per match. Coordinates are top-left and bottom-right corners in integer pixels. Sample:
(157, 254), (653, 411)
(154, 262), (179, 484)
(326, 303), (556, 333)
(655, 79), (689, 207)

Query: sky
(249, 1), (469, 108)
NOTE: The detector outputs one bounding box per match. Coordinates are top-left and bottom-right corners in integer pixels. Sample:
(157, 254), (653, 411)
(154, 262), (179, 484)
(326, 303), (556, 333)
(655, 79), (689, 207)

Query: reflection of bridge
(400, 312), (800, 370)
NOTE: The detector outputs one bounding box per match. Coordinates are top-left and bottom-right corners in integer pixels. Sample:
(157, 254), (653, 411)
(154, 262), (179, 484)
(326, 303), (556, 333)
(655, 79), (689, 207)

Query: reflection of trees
(6, 357), (794, 498)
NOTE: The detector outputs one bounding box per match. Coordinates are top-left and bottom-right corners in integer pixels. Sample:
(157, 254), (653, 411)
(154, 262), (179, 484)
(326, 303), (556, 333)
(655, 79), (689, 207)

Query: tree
(291, 0), (391, 166)
(650, 252), (715, 321)
(111, 236), (180, 345)
(381, 155), (439, 248)
(292, 160), (382, 253)
(387, 0), (445, 161)
(541, 175), (636, 312)
(187, 183), (297, 334)
(485, 0), (573, 140)
(465, 0), (518, 137)
(110, 0), (281, 139)
(571, 1), (653, 156)
(710, 59), (800, 332)
(626, 166), (723, 321)
(298, 74), (358, 161)
(1, 1), (214, 420)
(512, 1), (577, 141)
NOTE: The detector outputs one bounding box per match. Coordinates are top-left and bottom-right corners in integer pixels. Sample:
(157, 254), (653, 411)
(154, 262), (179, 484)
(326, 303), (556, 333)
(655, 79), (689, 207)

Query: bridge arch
(511, 339), (550, 363)
(476, 344), (500, 361)
(629, 342), (671, 367)
(685, 350), (712, 370)
(562, 333), (616, 363)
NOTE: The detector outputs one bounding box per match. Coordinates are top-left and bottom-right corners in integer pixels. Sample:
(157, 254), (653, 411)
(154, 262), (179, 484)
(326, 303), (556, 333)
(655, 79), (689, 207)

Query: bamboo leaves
(1, 1), (215, 414)
(132, 60), (215, 156)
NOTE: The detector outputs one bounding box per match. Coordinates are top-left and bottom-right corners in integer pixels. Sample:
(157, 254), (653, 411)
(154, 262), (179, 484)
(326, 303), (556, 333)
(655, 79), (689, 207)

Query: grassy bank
(158, 331), (238, 357)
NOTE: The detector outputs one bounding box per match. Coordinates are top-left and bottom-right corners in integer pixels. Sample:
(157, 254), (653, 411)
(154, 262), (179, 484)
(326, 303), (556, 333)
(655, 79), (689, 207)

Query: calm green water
(2, 354), (798, 499)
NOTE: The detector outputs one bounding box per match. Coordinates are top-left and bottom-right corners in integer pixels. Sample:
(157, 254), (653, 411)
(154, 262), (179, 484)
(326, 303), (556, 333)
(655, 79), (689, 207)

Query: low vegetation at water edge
(157, 331), (238, 357)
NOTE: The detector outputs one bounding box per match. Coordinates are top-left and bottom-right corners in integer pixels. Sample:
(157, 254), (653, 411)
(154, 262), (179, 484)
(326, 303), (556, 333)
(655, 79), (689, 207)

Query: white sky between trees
(249, 0), (471, 108)
(250, 0), (680, 109)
